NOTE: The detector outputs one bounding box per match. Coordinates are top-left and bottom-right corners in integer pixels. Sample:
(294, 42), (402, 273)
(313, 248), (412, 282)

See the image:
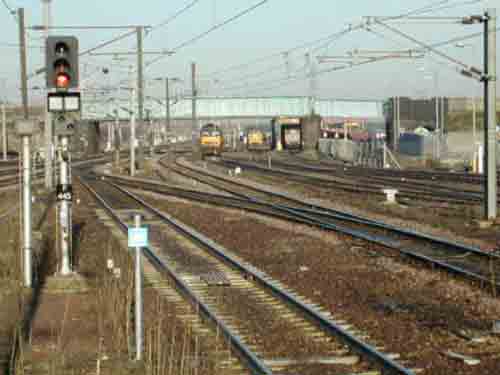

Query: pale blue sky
(1, 0), (498, 105)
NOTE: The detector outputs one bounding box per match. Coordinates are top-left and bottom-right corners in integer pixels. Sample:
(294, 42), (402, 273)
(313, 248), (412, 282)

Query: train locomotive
(271, 117), (303, 151)
(199, 123), (224, 158)
(246, 128), (270, 151)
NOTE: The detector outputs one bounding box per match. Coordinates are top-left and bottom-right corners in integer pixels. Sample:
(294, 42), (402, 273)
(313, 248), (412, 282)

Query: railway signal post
(46, 35), (81, 275)
(57, 131), (73, 275)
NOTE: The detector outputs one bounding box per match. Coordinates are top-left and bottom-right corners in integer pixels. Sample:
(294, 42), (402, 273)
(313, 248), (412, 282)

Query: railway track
(79, 174), (418, 375)
(0, 155), (116, 189)
(136, 157), (500, 295)
(252, 156), (484, 195)
(218, 157), (483, 205)
(292, 154), (496, 185)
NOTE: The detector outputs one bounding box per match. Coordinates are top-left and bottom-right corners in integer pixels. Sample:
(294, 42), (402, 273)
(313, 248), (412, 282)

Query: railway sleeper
(263, 355), (361, 367)
(90, 180), (418, 375)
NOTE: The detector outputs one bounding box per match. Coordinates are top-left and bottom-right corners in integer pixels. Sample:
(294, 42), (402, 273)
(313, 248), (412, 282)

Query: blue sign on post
(128, 227), (149, 248)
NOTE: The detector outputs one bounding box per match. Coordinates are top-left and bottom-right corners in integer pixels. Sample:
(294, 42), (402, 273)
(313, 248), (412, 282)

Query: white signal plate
(48, 96), (64, 112)
(65, 96), (80, 111)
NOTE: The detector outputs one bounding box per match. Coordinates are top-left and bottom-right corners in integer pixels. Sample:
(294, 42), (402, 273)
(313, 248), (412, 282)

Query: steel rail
(260, 158), (485, 198)
(171, 158), (496, 260)
(106, 180), (415, 375)
(172, 172), (500, 286)
(77, 176), (274, 375)
(0, 156), (113, 189)
(98, 172), (344, 229)
(220, 158), (481, 204)
(299, 156), (498, 184)
(164, 159), (500, 290)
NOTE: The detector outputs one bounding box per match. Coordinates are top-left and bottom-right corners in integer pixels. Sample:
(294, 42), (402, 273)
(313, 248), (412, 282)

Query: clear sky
(1, 0), (499, 106)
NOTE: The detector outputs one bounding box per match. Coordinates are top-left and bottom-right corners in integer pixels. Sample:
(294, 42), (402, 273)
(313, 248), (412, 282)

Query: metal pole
(484, 8), (497, 220)
(392, 97), (397, 150)
(18, 8), (29, 120)
(22, 135), (32, 287)
(166, 78), (171, 134)
(117, 85), (123, 148)
(383, 141), (387, 168)
(472, 96), (477, 144)
(130, 88), (137, 177)
(134, 214), (143, 361)
(1, 103), (6, 160)
(397, 97), (400, 150)
(191, 62), (197, 149)
(137, 27), (144, 122)
(114, 111), (120, 166)
(435, 96), (440, 134)
(394, 96), (400, 151)
(43, 0), (53, 189)
(441, 96), (445, 136)
(59, 135), (72, 275)
(136, 27), (144, 166)
(106, 122), (112, 151)
(149, 115), (154, 156)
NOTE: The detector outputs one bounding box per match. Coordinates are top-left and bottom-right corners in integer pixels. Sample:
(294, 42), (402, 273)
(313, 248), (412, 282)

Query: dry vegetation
(0, 197), (24, 375)
(24, 184), (227, 375)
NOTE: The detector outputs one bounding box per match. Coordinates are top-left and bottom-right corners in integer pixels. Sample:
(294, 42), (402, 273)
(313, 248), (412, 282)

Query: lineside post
(130, 88), (137, 177)
(484, 8), (497, 220)
(16, 120), (36, 288)
(128, 213), (145, 361)
(57, 133), (73, 275)
(43, 0), (54, 189)
(191, 62), (197, 150)
(18, 8), (29, 120)
(1, 102), (6, 160)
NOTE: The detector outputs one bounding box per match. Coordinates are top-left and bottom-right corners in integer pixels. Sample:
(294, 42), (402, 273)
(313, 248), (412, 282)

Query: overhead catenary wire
(1, 0), (16, 20)
(216, 0), (487, 95)
(228, 56), (395, 96)
(201, 0), (481, 80)
(98, 0), (481, 103)
(375, 20), (470, 70)
(28, 28), (137, 79)
(363, 24), (497, 76)
(148, 0), (202, 34)
(145, 0), (271, 68)
(220, 27), (494, 96)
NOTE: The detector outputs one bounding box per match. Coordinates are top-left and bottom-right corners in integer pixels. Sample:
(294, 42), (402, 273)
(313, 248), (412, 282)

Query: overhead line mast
(200, 0), (483, 81)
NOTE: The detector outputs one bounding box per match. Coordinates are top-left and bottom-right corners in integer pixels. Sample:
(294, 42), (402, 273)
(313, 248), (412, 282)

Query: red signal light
(55, 72), (70, 89)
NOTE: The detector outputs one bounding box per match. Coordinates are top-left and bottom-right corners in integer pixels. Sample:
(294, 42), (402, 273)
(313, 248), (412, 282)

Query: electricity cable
(221, 27), (494, 95)
(149, 0), (202, 34)
(145, 0), (271, 68)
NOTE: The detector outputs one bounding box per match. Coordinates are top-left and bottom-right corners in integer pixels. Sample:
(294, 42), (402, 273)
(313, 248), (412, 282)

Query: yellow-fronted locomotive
(246, 128), (270, 151)
(200, 123), (224, 158)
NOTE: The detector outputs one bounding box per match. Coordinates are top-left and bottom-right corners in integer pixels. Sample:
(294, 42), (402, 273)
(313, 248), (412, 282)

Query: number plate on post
(56, 184), (73, 201)
(128, 228), (148, 248)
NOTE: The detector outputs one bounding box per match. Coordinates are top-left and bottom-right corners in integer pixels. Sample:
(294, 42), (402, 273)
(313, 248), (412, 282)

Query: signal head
(46, 36), (79, 91)
(56, 72), (71, 89)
